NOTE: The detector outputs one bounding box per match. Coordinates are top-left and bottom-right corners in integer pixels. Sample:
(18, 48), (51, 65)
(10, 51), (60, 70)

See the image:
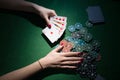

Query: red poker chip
(96, 54), (101, 61)
(60, 40), (68, 47)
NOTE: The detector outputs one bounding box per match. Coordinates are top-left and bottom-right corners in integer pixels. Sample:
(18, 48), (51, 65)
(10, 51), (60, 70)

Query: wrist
(31, 3), (43, 15)
(38, 58), (49, 69)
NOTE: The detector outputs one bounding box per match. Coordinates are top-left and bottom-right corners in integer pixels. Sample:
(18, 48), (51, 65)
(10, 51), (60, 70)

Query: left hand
(34, 5), (57, 27)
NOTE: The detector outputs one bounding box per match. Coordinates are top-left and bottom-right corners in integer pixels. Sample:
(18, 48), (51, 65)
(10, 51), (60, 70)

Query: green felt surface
(0, 0), (120, 80)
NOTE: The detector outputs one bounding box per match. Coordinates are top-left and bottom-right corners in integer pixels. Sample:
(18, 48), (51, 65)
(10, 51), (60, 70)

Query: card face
(50, 16), (67, 24)
(42, 24), (59, 43)
(42, 16), (67, 43)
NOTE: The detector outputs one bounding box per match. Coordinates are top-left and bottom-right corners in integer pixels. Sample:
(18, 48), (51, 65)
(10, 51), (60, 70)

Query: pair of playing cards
(42, 16), (67, 43)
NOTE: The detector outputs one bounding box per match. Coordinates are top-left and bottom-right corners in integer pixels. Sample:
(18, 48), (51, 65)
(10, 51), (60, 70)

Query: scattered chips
(59, 22), (101, 79)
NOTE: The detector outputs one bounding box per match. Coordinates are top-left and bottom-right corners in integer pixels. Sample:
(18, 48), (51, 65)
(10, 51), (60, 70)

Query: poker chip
(78, 27), (88, 35)
(83, 33), (93, 42)
(71, 31), (82, 39)
(89, 51), (99, 59)
(89, 63), (97, 70)
(87, 71), (97, 79)
(78, 39), (86, 46)
(92, 40), (101, 48)
(84, 44), (93, 52)
(75, 44), (85, 52)
(65, 36), (74, 42)
(85, 21), (93, 28)
(68, 25), (76, 32)
(75, 22), (83, 30)
(84, 54), (95, 62)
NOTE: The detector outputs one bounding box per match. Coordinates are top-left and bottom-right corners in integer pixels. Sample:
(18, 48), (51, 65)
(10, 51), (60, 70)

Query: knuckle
(51, 10), (56, 13)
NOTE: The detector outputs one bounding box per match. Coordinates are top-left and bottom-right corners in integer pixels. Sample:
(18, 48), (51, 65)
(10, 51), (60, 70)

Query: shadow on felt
(0, 9), (46, 29)
(0, 9), (74, 80)
(27, 68), (77, 80)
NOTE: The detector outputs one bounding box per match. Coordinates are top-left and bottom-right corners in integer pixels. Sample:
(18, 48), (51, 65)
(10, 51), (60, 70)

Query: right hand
(39, 45), (83, 69)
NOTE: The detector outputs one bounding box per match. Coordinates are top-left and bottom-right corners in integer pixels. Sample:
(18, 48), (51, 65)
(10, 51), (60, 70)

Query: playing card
(50, 16), (67, 24)
(42, 16), (67, 43)
(42, 24), (60, 43)
(51, 16), (67, 37)
(51, 20), (66, 37)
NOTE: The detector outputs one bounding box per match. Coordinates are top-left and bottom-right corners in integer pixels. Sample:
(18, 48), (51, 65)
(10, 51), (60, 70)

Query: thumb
(45, 16), (51, 28)
(53, 45), (63, 52)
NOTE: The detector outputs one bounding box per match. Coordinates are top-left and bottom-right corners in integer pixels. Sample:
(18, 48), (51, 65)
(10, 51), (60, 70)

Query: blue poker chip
(92, 40), (101, 48)
(85, 21), (93, 28)
(68, 25), (76, 32)
(65, 36), (74, 42)
(87, 71), (97, 79)
(84, 44), (93, 52)
(83, 33), (93, 42)
(74, 44), (85, 52)
(70, 38), (86, 49)
(78, 27), (88, 35)
(89, 51), (99, 59)
(78, 39), (86, 46)
(75, 22), (83, 30)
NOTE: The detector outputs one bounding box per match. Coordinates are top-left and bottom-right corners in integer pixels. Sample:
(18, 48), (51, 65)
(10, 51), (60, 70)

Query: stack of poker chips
(59, 22), (101, 79)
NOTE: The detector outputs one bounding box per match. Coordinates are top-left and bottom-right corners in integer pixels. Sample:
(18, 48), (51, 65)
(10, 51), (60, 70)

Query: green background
(0, 0), (120, 80)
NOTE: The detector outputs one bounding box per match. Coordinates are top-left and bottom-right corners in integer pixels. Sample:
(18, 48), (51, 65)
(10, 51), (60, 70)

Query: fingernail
(78, 61), (82, 64)
(48, 24), (51, 28)
(80, 58), (84, 63)
(78, 52), (83, 56)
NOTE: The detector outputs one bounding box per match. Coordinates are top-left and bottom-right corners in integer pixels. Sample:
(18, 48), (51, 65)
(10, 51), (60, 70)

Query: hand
(39, 45), (83, 69)
(34, 5), (57, 27)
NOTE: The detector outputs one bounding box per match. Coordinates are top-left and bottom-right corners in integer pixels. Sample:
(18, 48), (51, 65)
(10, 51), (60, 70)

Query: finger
(62, 52), (81, 57)
(50, 10), (57, 16)
(64, 57), (83, 61)
(61, 61), (81, 65)
(60, 65), (77, 69)
(44, 16), (51, 28)
(53, 45), (63, 52)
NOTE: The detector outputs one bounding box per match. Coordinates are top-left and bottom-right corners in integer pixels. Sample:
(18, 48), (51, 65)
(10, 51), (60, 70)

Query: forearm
(0, 0), (40, 13)
(0, 61), (42, 80)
